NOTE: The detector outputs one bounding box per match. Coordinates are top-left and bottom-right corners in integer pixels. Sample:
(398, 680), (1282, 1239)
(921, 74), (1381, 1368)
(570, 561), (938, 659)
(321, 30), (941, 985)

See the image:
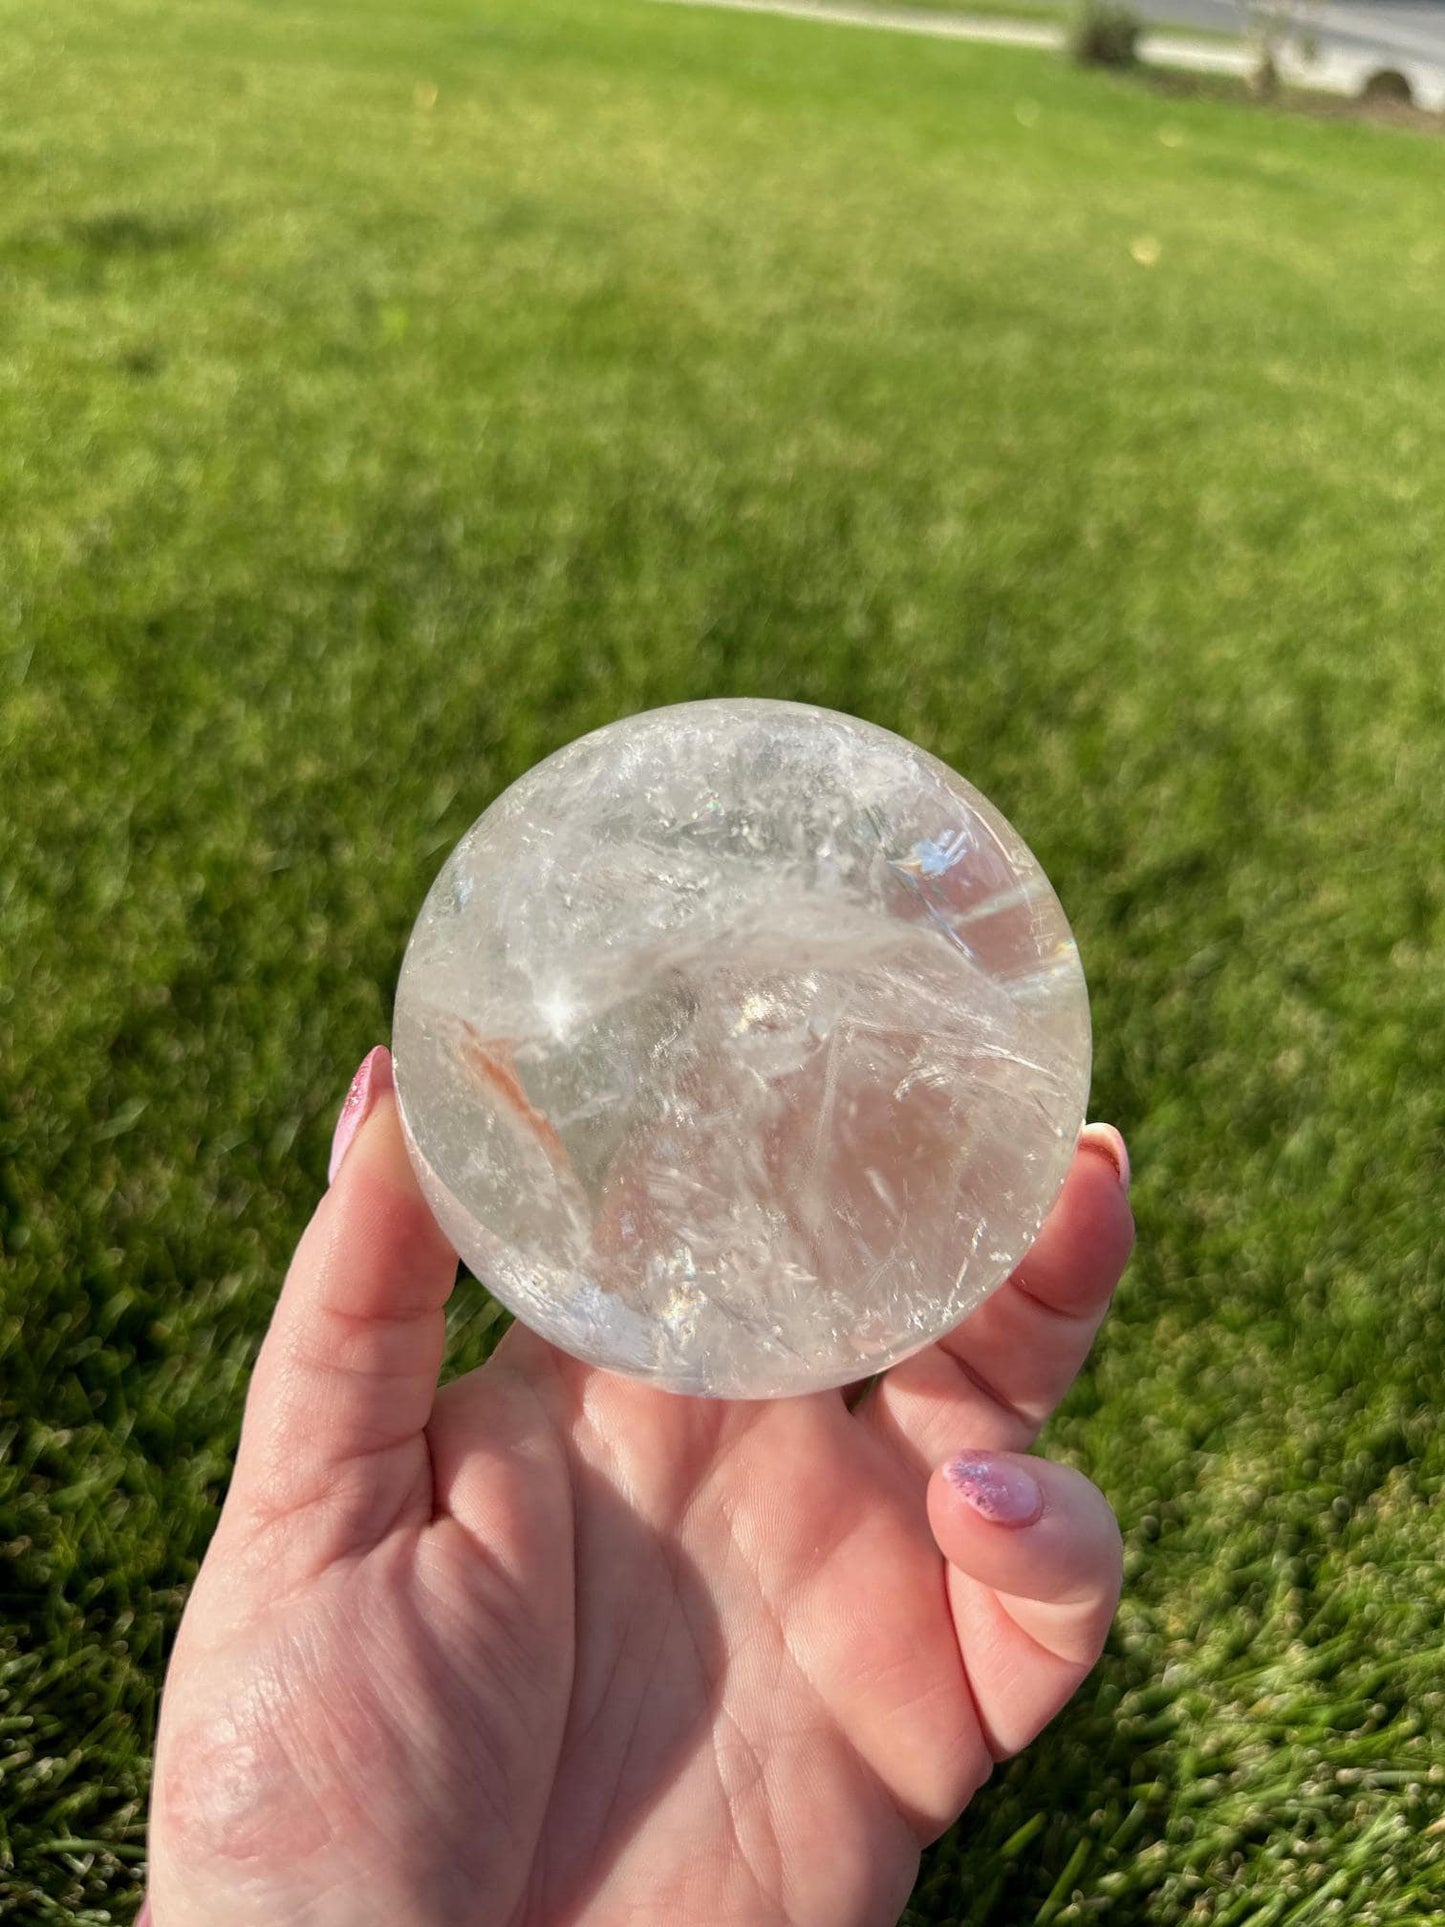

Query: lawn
(2, 0), (1443, 1919)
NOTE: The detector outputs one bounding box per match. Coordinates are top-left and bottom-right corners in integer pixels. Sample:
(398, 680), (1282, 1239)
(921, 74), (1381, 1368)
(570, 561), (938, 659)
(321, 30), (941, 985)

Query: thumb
(927, 1450), (1122, 1760)
(227, 1046), (459, 1558)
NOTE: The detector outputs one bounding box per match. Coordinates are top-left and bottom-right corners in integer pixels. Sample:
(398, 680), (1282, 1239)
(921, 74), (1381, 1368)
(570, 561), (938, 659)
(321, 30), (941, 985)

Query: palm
(150, 1091), (1132, 1927)
(463, 1356), (969, 1926)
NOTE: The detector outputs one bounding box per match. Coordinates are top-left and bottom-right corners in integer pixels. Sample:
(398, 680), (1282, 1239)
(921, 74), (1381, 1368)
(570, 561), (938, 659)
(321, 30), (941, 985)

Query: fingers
(928, 1450), (1122, 1759)
(227, 1047), (459, 1561)
(862, 1127), (1134, 1476)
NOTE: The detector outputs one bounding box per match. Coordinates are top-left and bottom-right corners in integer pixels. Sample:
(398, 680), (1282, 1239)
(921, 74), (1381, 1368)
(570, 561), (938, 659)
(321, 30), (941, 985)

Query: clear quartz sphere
(394, 699), (1091, 1398)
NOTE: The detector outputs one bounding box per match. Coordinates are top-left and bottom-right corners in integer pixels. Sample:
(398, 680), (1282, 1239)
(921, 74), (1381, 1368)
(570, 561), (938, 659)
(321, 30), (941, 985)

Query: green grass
(2, 0), (1443, 1919)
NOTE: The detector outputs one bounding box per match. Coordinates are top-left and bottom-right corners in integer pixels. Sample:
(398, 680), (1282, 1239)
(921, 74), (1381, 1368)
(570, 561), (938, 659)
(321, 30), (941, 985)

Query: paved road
(1138, 0), (1445, 69)
(660, 0), (1445, 102)
(1137, 0), (1445, 103)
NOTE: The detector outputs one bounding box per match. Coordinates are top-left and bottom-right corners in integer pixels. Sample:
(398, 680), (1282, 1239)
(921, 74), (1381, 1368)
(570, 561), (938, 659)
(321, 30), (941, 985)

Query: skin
(146, 1063), (1134, 1927)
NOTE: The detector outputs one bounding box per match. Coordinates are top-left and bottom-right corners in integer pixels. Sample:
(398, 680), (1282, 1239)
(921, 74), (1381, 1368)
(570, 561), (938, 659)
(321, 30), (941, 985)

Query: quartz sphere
(393, 699), (1090, 1398)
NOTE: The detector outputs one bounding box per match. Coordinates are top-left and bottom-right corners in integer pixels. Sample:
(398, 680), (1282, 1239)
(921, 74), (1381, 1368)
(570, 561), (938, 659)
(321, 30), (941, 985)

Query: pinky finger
(927, 1451), (1122, 1759)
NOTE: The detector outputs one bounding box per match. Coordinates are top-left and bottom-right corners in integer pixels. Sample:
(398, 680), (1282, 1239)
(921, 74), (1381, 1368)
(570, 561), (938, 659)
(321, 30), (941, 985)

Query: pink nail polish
(944, 1454), (1044, 1526)
(328, 1045), (394, 1184)
(1079, 1122), (1130, 1193)
(136, 1905), (152, 1927)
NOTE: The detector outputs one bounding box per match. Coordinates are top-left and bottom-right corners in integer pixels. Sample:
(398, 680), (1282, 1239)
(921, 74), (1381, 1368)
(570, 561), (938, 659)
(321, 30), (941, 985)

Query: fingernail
(1079, 1122), (1130, 1193)
(136, 1905), (151, 1927)
(944, 1454), (1044, 1527)
(328, 1045), (394, 1184)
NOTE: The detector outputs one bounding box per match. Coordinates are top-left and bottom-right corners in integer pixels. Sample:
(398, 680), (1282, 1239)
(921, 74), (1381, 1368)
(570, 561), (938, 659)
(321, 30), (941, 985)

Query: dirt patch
(1144, 67), (1445, 137)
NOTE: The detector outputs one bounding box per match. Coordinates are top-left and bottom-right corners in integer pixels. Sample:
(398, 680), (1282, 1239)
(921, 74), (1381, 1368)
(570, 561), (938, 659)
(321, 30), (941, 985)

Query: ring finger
(860, 1125), (1134, 1479)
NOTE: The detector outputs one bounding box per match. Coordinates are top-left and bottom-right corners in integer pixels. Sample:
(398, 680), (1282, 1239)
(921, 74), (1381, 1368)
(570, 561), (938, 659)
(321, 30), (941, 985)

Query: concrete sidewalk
(657, 0), (1445, 109)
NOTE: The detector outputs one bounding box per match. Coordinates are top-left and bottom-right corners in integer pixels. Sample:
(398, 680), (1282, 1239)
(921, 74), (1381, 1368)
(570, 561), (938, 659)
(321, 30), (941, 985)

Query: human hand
(146, 1047), (1133, 1926)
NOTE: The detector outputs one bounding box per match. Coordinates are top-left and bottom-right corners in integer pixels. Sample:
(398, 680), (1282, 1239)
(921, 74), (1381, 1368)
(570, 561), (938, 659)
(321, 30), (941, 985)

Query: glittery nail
(944, 1454), (1044, 1526)
(328, 1045), (393, 1184)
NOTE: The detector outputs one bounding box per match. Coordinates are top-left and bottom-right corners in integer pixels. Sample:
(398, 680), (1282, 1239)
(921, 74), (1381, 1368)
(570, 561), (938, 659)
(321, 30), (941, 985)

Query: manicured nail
(1079, 1122), (1130, 1193)
(136, 1905), (151, 1927)
(944, 1454), (1045, 1527)
(328, 1045), (394, 1184)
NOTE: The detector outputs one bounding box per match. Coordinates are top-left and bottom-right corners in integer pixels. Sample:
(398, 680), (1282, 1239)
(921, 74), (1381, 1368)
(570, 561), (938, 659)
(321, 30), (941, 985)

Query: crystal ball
(393, 699), (1090, 1398)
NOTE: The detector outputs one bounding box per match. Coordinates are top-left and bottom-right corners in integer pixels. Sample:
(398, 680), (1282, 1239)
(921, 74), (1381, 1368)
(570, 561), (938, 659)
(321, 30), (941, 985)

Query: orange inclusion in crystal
(456, 1020), (571, 1171)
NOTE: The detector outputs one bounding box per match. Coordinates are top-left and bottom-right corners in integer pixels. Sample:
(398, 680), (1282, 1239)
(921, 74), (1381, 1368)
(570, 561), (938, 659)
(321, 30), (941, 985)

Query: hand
(146, 1048), (1133, 1927)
